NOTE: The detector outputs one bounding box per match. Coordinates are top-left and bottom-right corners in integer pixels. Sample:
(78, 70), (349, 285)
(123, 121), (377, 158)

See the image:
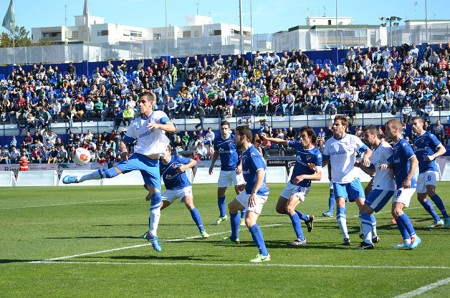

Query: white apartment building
(31, 14), (252, 57)
(272, 17), (387, 51)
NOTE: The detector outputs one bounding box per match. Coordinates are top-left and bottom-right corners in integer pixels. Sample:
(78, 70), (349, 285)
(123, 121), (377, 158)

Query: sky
(0, 0), (447, 35)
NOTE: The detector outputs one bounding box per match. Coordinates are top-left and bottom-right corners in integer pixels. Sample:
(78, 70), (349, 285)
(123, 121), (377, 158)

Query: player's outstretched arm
(260, 133), (288, 146)
(180, 159), (197, 173)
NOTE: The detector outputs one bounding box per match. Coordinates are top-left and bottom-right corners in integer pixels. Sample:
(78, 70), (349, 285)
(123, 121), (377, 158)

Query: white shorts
(392, 187), (416, 208)
(416, 171), (439, 193)
(162, 186), (192, 204)
(235, 191), (268, 215)
(218, 170), (245, 188)
(280, 181), (310, 202)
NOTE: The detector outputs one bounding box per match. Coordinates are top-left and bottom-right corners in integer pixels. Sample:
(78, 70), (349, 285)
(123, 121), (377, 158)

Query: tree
(0, 26), (32, 47)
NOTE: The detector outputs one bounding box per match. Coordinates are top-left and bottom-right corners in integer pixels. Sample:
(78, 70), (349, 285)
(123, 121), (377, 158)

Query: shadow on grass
(264, 240), (355, 250)
(0, 259), (36, 264)
(45, 235), (144, 240)
(98, 255), (208, 261)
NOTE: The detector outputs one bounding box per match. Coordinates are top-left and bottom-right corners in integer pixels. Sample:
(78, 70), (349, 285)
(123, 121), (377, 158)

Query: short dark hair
(220, 120), (230, 128)
(363, 124), (379, 136)
(235, 126), (252, 141)
(299, 126), (317, 145)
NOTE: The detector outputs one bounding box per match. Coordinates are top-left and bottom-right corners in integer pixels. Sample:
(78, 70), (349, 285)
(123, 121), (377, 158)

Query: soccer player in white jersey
(261, 126), (321, 246)
(411, 116), (450, 228)
(223, 126), (271, 262)
(322, 115), (372, 245)
(355, 125), (395, 249)
(159, 145), (209, 238)
(209, 120), (245, 225)
(63, 91), (176, 252)
(384, 119), (422, 249)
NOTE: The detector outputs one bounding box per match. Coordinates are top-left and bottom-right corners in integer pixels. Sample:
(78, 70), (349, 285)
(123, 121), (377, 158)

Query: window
(183, 31), (191, 38)
(97, 30), (108, 36)
(130, 31), (142, 37)
(154, 33), (161, 40)
(42, 32), (61, 38)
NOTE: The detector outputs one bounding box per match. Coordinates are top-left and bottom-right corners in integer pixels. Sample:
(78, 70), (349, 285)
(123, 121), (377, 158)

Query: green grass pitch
(1, 183), (449, 297)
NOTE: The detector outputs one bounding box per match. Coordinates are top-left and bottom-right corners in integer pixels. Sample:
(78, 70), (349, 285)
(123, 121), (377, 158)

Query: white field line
(30, 206), (421, 264)
(30, 224), (283, 263)
(0, 198), (140, 210)
(30, 261), (450, 270)
(394, 277), (450, 298)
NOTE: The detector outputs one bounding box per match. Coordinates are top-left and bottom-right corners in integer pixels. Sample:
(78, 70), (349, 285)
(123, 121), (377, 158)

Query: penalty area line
(29, 207), (421, 264)
(394, 277), (450, 298)
(31, 224), (284, 263)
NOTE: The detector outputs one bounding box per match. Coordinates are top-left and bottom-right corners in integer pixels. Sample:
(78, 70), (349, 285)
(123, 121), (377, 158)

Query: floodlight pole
(239, 0), (243, 54)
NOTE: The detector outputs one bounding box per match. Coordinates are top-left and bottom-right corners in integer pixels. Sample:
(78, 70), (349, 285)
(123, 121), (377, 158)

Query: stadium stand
(1, 43), (450, 173)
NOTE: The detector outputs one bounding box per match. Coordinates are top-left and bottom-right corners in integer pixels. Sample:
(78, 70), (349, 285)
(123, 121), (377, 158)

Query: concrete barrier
(102, 170), (145, 186)
(266, 166), (288, 183)
(16, 170), (58, 186)
(0, 171), (15, 187)
(192, 167), (219, 184)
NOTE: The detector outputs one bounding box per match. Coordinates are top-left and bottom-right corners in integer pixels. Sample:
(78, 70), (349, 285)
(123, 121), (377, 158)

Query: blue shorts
(333, 178), (365, 202)
(365, 189), (395, 213)
(116, 153), (161, 190)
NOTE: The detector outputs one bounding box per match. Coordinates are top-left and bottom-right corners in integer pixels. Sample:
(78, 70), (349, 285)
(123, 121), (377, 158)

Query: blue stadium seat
(0, 73), (5, 80)
(324, 59), (332, 65)
(315, 59), (322, 65)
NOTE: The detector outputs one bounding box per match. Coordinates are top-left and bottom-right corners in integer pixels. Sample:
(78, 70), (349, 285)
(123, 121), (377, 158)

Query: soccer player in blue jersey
(355, 125), (395, 249)
(209, 120), (245, 225)
(322, 116), (372, 245)
(62, 91), (176, 252)
(261, 126), (321, 246)
(222, 125), (271, 262)
(158, 145), (209, 238)
(385, 119), (422, 249)
(411, 116), (450, 228)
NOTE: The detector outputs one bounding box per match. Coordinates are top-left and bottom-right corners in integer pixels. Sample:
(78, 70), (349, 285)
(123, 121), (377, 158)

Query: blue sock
(370, 214), (377, 237)
(328, 193), (335, 214)
(395, 217), (409, 240)
(420, 200), (440, 221)
(240, 210), (246, 219)
(190, 208), (204, 233)
(431, 194), (449, 218)
(218, 196), (226, 218)
(79, 169), (104, 182)
(336, 206), (349, 239)
(360, 212), (372, 243)
(289, 213), (305, 240)
(398, 213), (416, 238)
(295, 210), (309, 223)
(249, 224), (269, 256)
(230, 212), (240, 240)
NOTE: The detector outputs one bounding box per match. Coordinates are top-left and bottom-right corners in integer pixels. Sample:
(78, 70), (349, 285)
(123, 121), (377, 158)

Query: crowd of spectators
(169, 42), (450, 120)
(0, 128), (125, 167)
(2, 42), (450, 164)
(1, 43), (450, 132)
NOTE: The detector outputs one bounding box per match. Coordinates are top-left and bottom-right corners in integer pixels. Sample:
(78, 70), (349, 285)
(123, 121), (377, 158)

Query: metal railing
(1, 109), (449, 138)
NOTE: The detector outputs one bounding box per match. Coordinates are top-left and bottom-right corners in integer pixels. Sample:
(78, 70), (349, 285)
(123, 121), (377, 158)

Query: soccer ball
(73, 147), (91, 166)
